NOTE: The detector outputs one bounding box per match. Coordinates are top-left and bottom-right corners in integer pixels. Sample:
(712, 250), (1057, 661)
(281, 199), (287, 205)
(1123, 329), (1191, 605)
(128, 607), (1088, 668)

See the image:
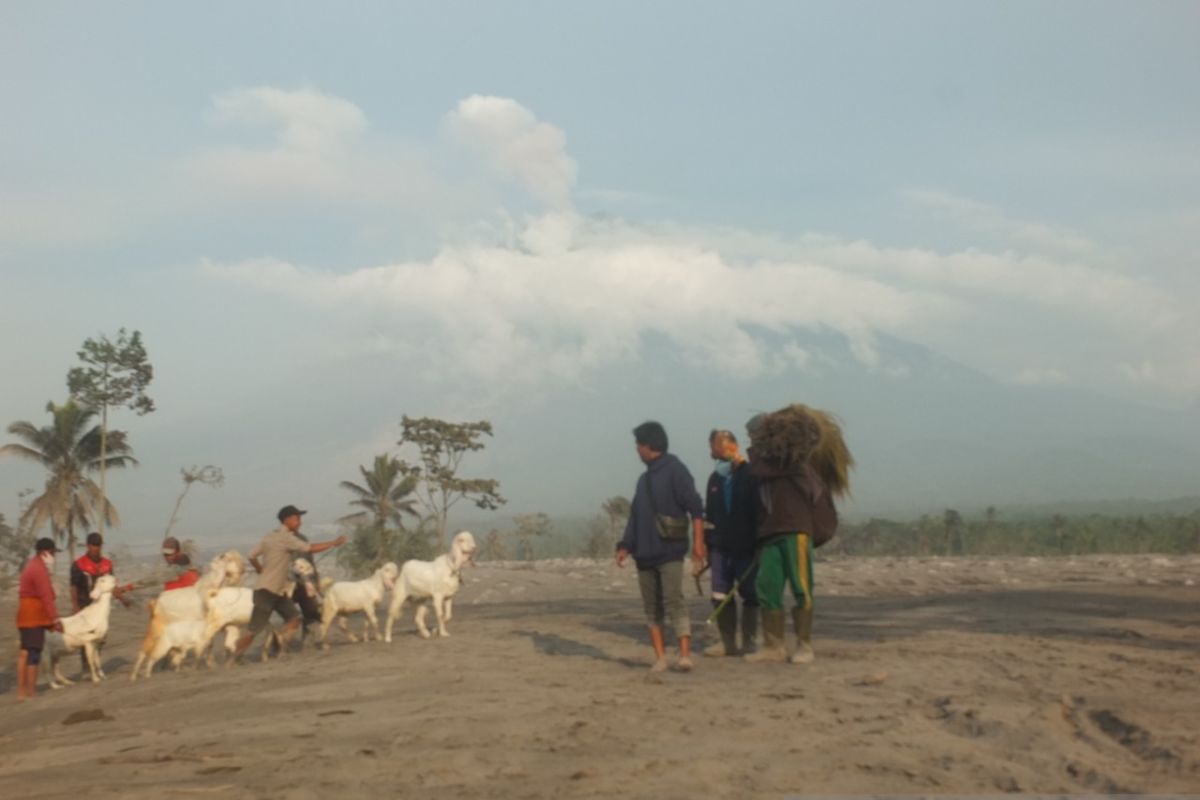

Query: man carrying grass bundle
(744, 405), (851, 664)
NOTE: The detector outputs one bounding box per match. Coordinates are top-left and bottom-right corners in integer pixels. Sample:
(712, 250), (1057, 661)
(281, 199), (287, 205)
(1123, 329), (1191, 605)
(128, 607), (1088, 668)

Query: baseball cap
(35, 537), (59, 553)
(277, 505), (307, 522)
(162, 536), (181, 555)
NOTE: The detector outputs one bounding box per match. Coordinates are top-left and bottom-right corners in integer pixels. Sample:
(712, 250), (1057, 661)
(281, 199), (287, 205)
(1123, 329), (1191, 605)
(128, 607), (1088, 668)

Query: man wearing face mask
(15, 538), (64, 701)
(703, 429), (759, 656)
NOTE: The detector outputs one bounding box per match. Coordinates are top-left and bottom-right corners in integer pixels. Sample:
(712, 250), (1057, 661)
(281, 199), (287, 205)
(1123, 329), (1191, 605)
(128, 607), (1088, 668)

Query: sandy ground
(1, 553), (1198, 799)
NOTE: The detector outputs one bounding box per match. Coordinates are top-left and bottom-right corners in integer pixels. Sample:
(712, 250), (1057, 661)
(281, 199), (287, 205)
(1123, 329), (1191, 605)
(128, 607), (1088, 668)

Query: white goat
(385, 531), (476, 641)
(45, 575), (118, 688)
(194, 558), (317, 668)
(318, 562), (398, 647)
(130, 550), (245, 681)
(136, 620), (210, 678)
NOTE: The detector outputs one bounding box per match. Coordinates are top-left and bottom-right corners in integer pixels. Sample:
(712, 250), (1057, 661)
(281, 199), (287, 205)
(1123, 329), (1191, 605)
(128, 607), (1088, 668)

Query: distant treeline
(822, 508), (1200, 557)
(471, 505), (1200, 561)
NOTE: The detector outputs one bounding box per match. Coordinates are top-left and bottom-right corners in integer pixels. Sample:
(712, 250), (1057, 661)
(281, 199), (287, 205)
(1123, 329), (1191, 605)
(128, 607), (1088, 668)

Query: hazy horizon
(3, 2), (1198, 554)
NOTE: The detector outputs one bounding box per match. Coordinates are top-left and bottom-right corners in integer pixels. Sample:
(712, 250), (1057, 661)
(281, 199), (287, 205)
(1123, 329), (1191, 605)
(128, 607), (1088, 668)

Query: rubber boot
(789, 607), (815, 664)
(741, 604), (759, 654)
(704, 601), (740, 657)
(743, 609), (786, 662)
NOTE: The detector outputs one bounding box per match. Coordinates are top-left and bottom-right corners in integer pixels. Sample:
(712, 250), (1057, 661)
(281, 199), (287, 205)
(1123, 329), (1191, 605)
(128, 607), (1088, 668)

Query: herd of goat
(41, 531), (478, 688)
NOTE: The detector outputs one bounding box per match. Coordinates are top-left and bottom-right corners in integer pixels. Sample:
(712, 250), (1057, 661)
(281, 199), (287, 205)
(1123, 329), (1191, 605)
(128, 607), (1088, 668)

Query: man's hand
(690, 551), (708, 577)
(615, 548), (629, 568)
(51, 621), (64, 632)
(335, 535), (347, 547)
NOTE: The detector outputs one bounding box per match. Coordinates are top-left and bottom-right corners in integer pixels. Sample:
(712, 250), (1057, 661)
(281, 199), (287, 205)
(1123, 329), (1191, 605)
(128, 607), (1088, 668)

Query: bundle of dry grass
(748, 403), (854, 498)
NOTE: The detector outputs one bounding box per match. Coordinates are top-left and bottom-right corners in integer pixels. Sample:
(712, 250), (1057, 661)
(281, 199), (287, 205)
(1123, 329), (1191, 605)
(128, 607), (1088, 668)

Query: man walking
(616, 422), (707, 672)
(231, 505), (345, 661)
(703, 429), (759, 656)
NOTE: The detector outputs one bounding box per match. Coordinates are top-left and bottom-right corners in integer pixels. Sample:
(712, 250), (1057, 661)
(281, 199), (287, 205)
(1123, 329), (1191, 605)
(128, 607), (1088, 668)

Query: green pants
(755, 533), (813, 611)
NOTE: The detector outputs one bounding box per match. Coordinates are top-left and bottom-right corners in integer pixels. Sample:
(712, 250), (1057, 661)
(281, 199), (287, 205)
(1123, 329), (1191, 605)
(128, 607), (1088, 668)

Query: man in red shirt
(15, 538), (63, 701)
(69, 532), (133, 673)
(161, 536), (200, 590)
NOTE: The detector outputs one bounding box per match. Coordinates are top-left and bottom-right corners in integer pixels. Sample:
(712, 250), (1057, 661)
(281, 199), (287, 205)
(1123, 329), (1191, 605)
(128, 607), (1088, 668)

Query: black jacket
(704, 460), (757, 555)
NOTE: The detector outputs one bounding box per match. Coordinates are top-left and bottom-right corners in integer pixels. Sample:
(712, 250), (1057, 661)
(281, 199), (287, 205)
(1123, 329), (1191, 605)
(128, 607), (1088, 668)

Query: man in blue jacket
(616, 421), (707, 672)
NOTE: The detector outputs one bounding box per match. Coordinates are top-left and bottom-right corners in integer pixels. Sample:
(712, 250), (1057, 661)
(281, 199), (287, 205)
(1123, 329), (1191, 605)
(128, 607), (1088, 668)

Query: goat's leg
(432, 594), (450, 637)
(50, 651), (73, 689)
(444, 597), (454, 623)
(414, 602), (432, 639)
(222, 626), (239, 660)
(84, 642), (102, 683)
(364, 607), (382, 642)
(337, 616), (359, 643)
(384, 598), (404, 643)
(94, 638), (108, 679)
(318, 605), (336, 650)
(130, 650), (147, 682)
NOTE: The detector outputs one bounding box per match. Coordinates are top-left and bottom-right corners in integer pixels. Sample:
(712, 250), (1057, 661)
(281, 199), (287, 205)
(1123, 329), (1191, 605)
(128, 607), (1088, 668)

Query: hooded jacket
(618, 452), (704, 568)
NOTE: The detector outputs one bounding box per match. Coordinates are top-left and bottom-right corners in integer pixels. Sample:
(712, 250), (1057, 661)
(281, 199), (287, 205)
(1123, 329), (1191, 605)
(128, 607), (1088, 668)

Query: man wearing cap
(161, 536), (200, 590)
(15, 538), (64, 701)
(69, 532), (133, 675)
(231, 505), (346, 661)
(70, 533), (134, 612)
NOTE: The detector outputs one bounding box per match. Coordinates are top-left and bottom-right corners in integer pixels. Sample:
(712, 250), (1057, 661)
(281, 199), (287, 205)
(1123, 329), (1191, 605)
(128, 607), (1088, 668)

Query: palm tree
(1, 400), (137, 559)
(338, 454), (421, 569)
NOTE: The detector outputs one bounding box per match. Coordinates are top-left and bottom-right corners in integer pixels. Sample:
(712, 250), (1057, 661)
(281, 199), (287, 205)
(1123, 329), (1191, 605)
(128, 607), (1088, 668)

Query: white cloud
(444, 95), (577, 209)
(904, 188), (1097, 256)
(203, 211), (949, 390)
(208, 86), (367, 154)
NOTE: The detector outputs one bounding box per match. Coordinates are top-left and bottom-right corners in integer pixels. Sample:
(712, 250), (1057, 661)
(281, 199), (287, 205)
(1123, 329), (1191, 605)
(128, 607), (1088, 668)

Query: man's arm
(306, 536), (348, 556)
(673, 463), (707, 563)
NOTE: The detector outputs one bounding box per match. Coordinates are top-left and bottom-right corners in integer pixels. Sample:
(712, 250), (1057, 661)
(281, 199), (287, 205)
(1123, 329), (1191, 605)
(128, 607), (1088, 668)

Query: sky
(2, 2), (1198, 552)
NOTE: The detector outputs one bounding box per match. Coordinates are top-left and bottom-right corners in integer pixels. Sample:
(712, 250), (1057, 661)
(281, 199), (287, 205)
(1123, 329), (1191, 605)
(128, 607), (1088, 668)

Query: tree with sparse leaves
(395, 415), (505, 540)
(512, 512), (552, 561)
(164, 465), (224, 538)
(67, 328), (154, 537)
(1, 400), (137, 559)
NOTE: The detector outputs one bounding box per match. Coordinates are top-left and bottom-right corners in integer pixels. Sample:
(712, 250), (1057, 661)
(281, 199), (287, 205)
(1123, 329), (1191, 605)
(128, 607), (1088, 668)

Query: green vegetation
(822, 507), (1200, 557)
(66, 328), (155, 537)
(335, 454), (429, 577)
(0, 400), (137, 559)
(395, 415), (505, 540)
(0, 511), (35, 590)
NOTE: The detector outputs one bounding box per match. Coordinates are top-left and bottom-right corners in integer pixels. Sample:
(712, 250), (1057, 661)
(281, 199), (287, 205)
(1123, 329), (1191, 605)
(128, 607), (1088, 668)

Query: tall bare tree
(164, 465), (225, 538)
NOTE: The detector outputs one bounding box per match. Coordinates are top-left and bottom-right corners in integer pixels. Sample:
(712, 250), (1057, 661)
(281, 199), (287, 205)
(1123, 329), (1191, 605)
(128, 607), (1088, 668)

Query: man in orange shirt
(15, 538), (64, 701)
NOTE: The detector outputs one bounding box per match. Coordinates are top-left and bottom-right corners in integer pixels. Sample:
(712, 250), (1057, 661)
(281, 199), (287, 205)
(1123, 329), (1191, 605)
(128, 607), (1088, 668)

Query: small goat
(385, 531), (476, 641)
(318, 562), (398, 648)
(130, 550), (245, 680)
(45, 575), (118, 688)
(193, 558), (317, 669)
(136, 620), (210, 678)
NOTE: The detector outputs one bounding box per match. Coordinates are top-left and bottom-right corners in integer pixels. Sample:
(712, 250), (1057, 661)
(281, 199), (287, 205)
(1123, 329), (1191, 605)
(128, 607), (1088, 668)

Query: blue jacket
(619, 452), (704, 568)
